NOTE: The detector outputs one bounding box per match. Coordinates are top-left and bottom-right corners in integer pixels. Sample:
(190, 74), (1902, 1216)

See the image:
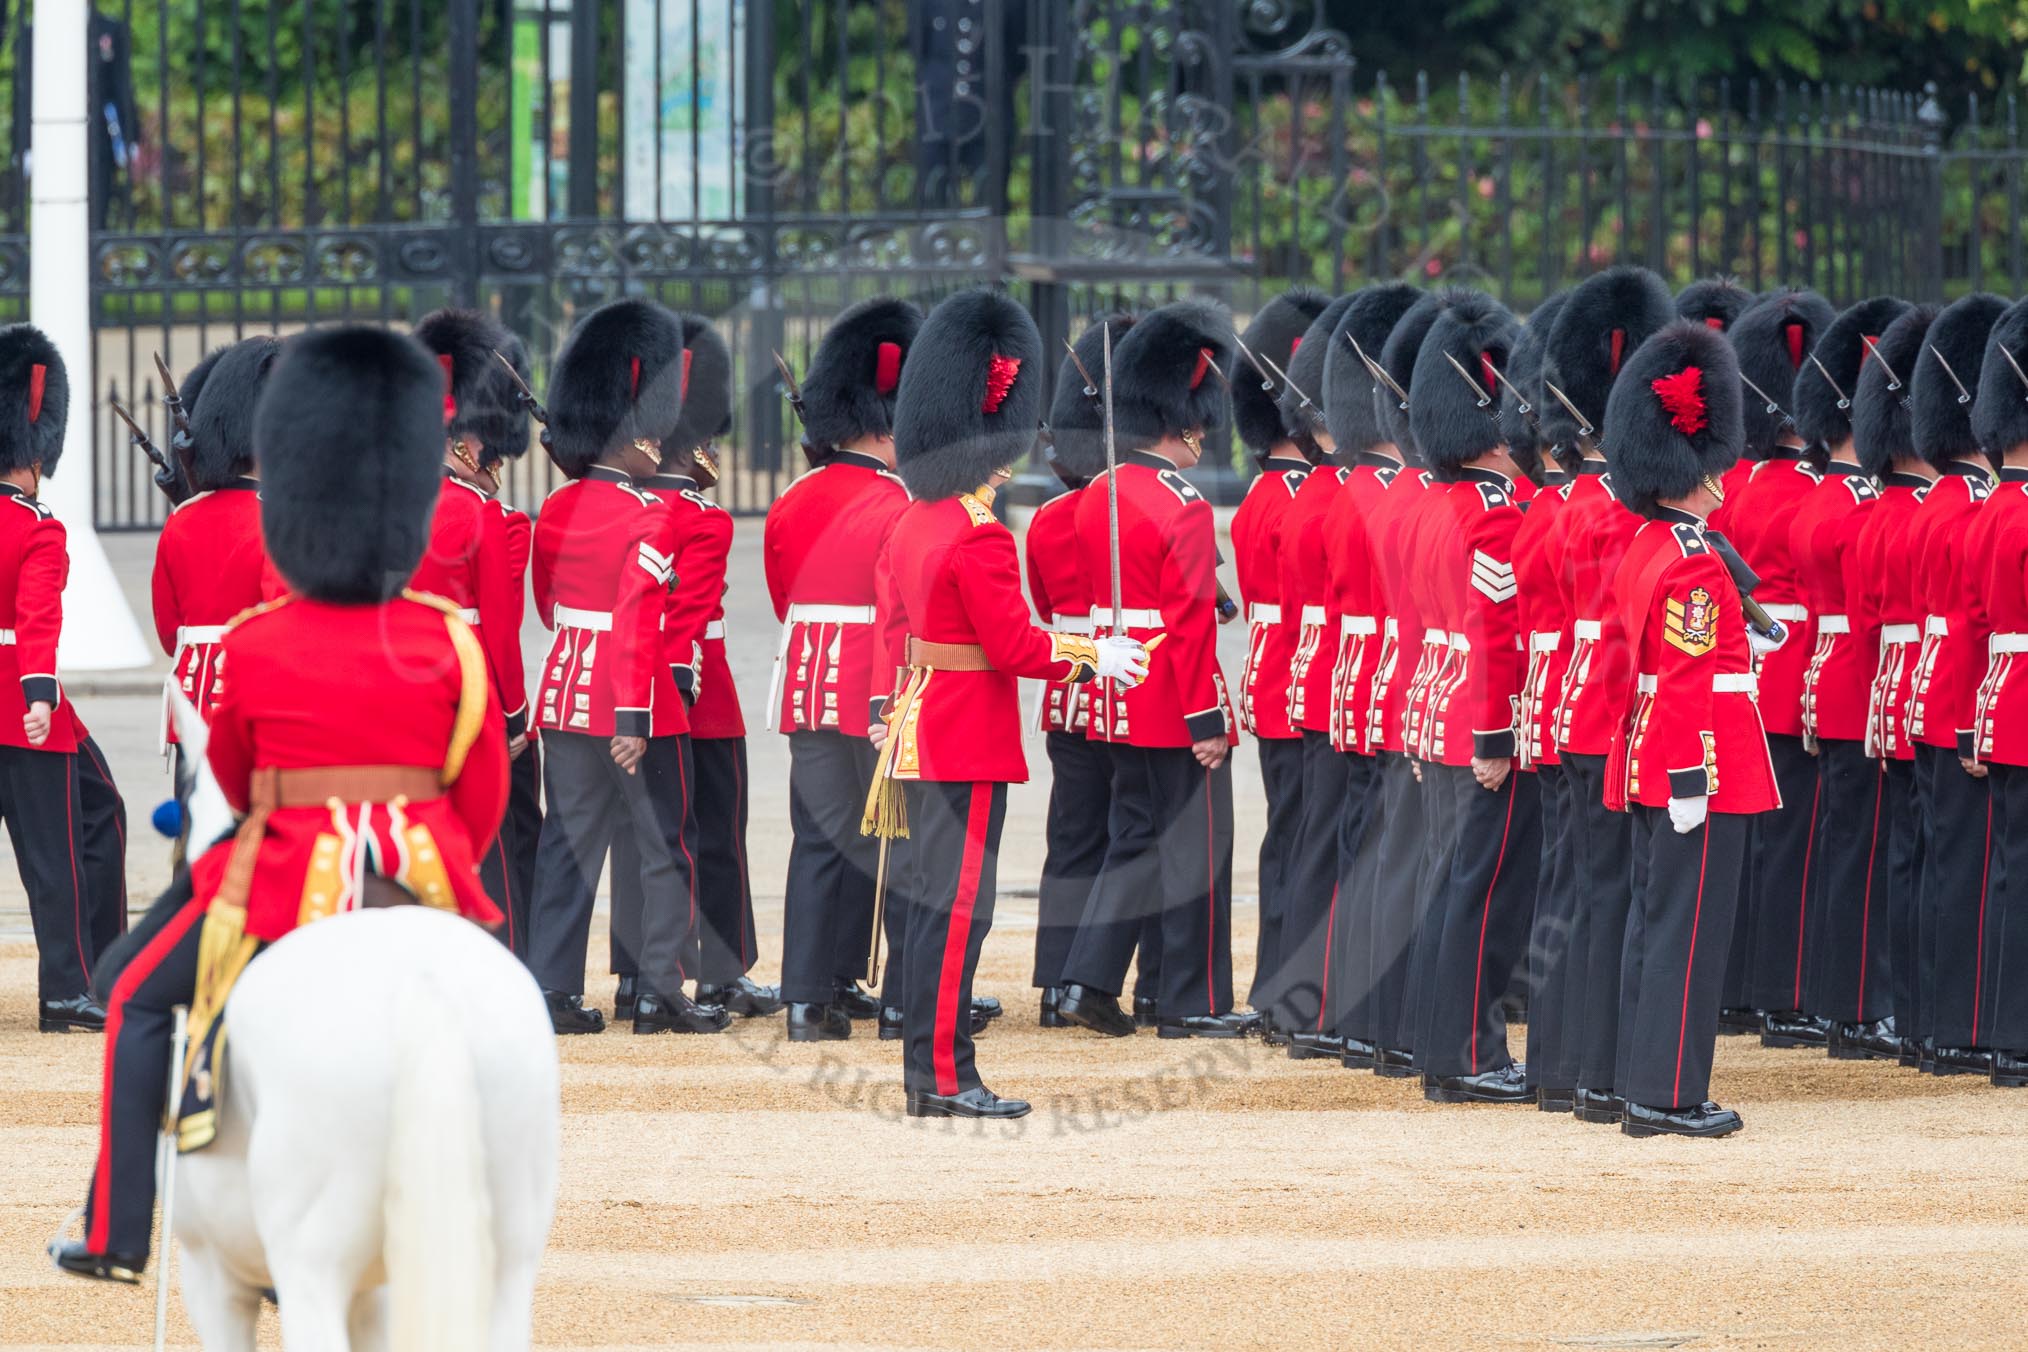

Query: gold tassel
(182, 900), (258, 1084)
(860, 668), (928, 840)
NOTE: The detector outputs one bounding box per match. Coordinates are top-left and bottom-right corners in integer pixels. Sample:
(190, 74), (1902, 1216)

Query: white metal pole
(31, 4), (149, 672)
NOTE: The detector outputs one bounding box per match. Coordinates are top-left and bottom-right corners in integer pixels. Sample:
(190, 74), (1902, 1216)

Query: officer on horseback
(52, 324), (511, 1282)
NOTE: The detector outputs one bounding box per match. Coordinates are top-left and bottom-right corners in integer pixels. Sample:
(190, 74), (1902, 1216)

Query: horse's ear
(170, 689), (237, 849)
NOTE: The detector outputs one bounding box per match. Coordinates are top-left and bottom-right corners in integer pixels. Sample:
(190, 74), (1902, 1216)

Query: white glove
(1094, 635), (1150, 688)
(1667, 794), (1709, 835)
(1748, 622), (1786, 657)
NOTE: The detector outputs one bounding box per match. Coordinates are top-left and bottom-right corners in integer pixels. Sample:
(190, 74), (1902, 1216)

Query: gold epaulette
(400, 589), (489, 785)
(224, 594), (293, 631)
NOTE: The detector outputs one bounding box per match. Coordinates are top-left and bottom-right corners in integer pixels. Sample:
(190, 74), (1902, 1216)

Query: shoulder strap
(402, 589), (490, 785)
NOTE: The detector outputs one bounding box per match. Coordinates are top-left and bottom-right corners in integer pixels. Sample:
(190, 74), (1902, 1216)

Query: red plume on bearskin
(1229, 286), (1328, 458)
(982, 353), (1021, 413)
(801, 296), (921, 457)
(1650, 365), (1708, 437)
(666, 314), (733, 454)
(546, 297), (686, 478)
(874, 340), (902, 395)
(1111, 297), (1234, 452)
(439, 353), (458, 422)
(892, 288), (1043, 501)
(1408, 289), (1519, 479)
(1675, 276), (1753, 333)
(413, 308), (533, 467)
(1726, 288), (1834, 457)
(1792, 295), (1911, 451)
(1601, 320), (1744, 518)
(0, 324), (66, 476)
(1540, 265), (1675, 449)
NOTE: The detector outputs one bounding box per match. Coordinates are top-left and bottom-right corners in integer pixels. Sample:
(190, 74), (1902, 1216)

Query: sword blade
(1103, 325), (1123, 638)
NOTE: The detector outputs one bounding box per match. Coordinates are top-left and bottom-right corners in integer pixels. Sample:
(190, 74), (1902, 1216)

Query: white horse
(165, 694), (559, 1351)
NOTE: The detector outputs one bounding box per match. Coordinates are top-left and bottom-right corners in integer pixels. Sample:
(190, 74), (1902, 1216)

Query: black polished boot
(633, 991), (730, 1034)
(1622, 1100), (1743, 1139)
(1287, 1031), (1344, 1061)
(38, 994), (106, 1033)
(1038, 986), (1066, 1028)
(694, 976), (783, 1018)
(613, 975), (638, 1022)
(786, 1001), (851, 1042)
(1717, 1006), (1764, 1036)
(834, 981), (882, 1020)
(1339, 1037), (1379, 1070)
(1991, 1050), (2028, 1088)
(1929, 1045), (1994, 1077)
(905, 1085), (1031, 1119)
(1424, 1063), (1535, 1105)
(1059, 984), (1136, 1037)
(1133, 995), (1160, 1028)
(1372, 1045), (1417, 1078)
(1572, 1087), (1622, 1124)
(1159, 1011), (1259, 1039)
(1536, 1085), (1577, 1114)
(1760, 1010), (1831, 1049)
(49, 1240), (143, 1284)
(1829, 1017), (1900, 1062)
(544, 990), (605, 1035)
(974, 995), (1004, 1021)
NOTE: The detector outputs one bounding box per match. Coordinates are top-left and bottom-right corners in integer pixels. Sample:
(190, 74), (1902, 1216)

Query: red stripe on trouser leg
(1316, 884), (1338, 1032)
(1470, 782), (1519, 1072)
(1672, 818), (1715, 1108)
(1793, 775), (1821, 1007)
(89, 895), (208, 1253)
(933, 784), (992, 1096)
(1205, 769), (1216, 1012)
(1974, 796), (1994, 1044)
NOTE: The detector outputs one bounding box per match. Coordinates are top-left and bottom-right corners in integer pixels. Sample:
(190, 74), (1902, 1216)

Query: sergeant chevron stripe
(1471, 549), (1517, 602)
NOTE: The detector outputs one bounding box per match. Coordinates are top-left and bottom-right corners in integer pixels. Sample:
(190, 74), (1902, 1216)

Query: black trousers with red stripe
(1741, 734), (1820, 1015)
(1418, 765), (1541, 1079)
(1061, 745), (1235, 1018)
(1325, 749), (1383, 1038)
(1250, 735), (1306, 1014)
(900, 779), (1004, 1096)
(779, 731), (883, 1005)
(1, 739), (127, 1001)
(529, 731), (696, 1000)
(1399, 760), (1460, 1062)
(1921, 748), (1993, 1049)
(1271, 731), (1357, 1033)
(1979, 763), (2028, 1052)
(1806, 740), (1894, 1024)
(1525, 762), (1582, 1093)
(1034, 731), (1112, 988)
(1564, 753), (1636, 1095)
(1365, 752), (1424, 1054)
(1883, 757), (1926, 1038)
(689, 737), (760, 984)
(479, 735), (540, 957)
(83, 871), (205, 1262)
(1616, 807), (1749, 1110)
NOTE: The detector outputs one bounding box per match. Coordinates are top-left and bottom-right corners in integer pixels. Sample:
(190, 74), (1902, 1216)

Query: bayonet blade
(1807, 352), (1851, 411)
(1998, 342), (2028, 401)
(1442, 350), (1494, 409)
(1927, 343), (1973, 405)
(769, 348), (807, 419)
(1347, 333), (1410, 410)
(1234, 339), (1277, 393)
(1861, 334), (1903, 391)
(1062, 338), (1099, 400)
(1540, 379), (1594, 440)
(1102, 325), (1124, 639)
(1738, 370), (1786, 418)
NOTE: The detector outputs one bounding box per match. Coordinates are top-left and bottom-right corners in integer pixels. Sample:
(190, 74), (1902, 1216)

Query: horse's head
(168, 688), (237, 851)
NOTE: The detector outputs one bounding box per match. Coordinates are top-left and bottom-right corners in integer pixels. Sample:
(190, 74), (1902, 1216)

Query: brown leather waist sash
(905, 637), (993, 671)
(249, 765), (445, 811)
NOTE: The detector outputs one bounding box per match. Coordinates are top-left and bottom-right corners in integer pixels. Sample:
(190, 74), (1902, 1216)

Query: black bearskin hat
(254, 326), (445, 603)
(412, 308), (531, 468)
(1675, 277), (1754, 332)
(1111, 298), (1234, 453)
(1323, 283), (1422, 454)
(1852, 303), (1939, 477)
(667, 314), (733, 455)
(1410, 291), (1519, 480)
(1602, 321), (1746, 518)
(801, 297), (921, 457)
(1047, 312), (1137, 486)
(1376, 290), (1453, 459)
(1541, 265), (1675, 448)
(1278, 292), (1357, 455)
(546, 298), (686, 478)
(171, 346), (227, 463)
(1973, 298), (2028, 458)
(0, 324), (67, 476)
(1228, 286), (1328, 459)
(1500, 289), (1570, 464)
(1912, 291), (2007, 468)
(184, 336), (281, 490)
(1728, 288), (1835, 458)
(1793, 296), (1911, 452)
(893, 289), (1044, 501)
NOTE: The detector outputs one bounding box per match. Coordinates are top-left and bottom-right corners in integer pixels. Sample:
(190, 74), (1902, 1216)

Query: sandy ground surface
(1, 526), (2025, 1349)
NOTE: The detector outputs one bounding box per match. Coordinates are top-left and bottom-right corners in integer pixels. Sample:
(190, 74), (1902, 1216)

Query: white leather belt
(1300, 605), (1326, 627)
(704, 620), (725, 641)
(1573, 618), (1604, 641)
(1384, 617), (1399, 639)
(553, 604), (613, 632)
(1638, 672), (1758, 694)
(1925, 615), (1948, 637)
(1052, 612), (1096, 635)
(1528, 631), (1562, 654)
(1422, 627), (1448, 646)
(456, 607), (481, 625)
(1448, 631), (1470, 651)
(1992, 633), (2028, 655)
(1098, 607), (1165, 628)
(1818, 613), (1850, 635)
(1248, 603), (1282, 624)
(1340, 614), (1377, 638)
(786, 603), (876, 625)
(1761, 603), (1808, 624)
(0, 629), (15, 645)
(1881, 623), (1919, 645)
(176, 624), (229, 645)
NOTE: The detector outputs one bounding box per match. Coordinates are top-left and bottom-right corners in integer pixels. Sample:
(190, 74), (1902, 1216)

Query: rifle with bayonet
(491, 349), (554, 458)
(149, 354), (197, 504)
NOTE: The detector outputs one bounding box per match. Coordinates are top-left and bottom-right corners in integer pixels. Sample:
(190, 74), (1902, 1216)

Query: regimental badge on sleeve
(1665, 585), (1718, 657)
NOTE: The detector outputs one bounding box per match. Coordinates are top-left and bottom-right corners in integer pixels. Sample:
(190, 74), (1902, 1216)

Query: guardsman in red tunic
(1965, 299), (2028, 1087)
(1394, 291), (1541, 1106)
(1315, 282), (1423, 1068)
(1224, 287), (1327, 1028)
(1601, 321), (1779, 1138)
(1535, 265), (1677, 1125)
(527, 299), (721, 1036)
(0, 325), (125, 1036)
(1030, 314), (1138, 1025)
(1676, 278), (1756, 526)
(411, 309), (538, 952)
(1270, 290), (1361, 1055)
(1711, 289), (1834, 1033)
(55, 325), (508, 1282)
(1902, 292), (2007, 1074)
(1849, 303), (1942, 1063)
(766, 298), (921, 1041)
(1784, 296), (1908, 1056)
(871, 289), (1145, 1117)
(1056, 298), (1248, 1039)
